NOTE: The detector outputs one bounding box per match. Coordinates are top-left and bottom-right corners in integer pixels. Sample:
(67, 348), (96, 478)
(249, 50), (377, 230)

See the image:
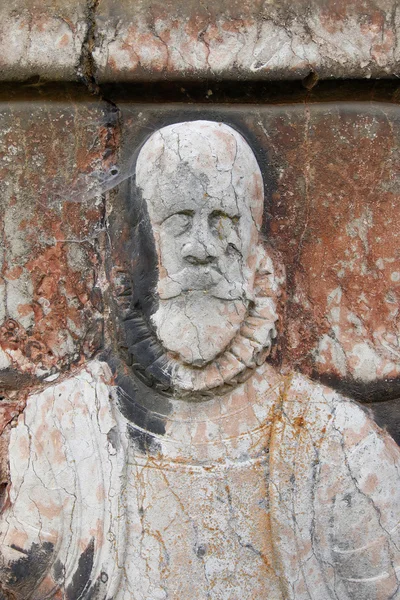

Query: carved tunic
(1, 360), (400, 599)
(115, 364), (284, 599)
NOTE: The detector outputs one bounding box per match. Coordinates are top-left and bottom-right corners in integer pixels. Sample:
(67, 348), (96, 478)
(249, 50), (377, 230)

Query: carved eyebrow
(209, 210), (240, 222)
(161, 209), (195, 224)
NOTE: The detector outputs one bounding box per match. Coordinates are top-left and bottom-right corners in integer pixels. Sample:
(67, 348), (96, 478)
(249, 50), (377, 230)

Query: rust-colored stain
(0, 99), (119, 399)
(293, 415), (306, 430)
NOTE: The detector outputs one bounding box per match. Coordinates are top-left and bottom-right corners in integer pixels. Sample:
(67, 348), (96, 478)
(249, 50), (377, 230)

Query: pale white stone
(3, 118), (400, 600)
(92, 10), (400, 82)
(136, 121), (267, 370)
(0, 7), (87, 81)
(0, 361), (126, 597)
(0, 348), (11, 370)
(348, 341), (379, 382)
(6, 272), (34, 329)
(316, 333), (348, 376)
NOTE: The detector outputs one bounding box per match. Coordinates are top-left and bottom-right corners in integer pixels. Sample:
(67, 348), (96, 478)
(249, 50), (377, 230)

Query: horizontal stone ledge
(1, 80), (400, 106)
(1, 0), (400, 83)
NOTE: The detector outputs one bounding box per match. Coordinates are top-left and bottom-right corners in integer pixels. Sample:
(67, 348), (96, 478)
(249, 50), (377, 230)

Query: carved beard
(151, 292), (249, 367)
(115, 245), (280, 397)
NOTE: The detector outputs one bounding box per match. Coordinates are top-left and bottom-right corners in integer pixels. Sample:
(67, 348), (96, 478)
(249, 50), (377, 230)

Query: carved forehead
(135, 120), (264, 228)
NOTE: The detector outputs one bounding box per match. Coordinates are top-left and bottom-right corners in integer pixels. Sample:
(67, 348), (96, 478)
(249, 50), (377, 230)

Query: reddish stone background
(246, 104), (400, 394)
(2, 99), (400, 403)
(115, 103), (400, 399)
(0, 97), (119, 393)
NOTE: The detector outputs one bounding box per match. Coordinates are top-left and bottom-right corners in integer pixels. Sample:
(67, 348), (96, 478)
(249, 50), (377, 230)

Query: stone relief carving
(1, 119), (400, 600)
(115, 120), (281, 397)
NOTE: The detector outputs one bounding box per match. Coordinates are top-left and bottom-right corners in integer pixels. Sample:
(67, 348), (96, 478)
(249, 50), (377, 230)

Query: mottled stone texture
(0, 1), (88, 81)
(1, 100), (400, 403)
(1, 101), (400, 599)
(0, 95), (118, 395)
(1, 0), (400, 82)
(109, 103), (400, 408)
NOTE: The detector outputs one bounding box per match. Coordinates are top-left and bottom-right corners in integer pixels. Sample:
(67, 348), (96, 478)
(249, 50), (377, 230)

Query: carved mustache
(157, 266), (251, 301)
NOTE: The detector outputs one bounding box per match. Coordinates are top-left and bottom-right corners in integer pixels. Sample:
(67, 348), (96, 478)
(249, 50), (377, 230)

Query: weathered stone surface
(0, 1), (89, 82)
(1, 1), (400, 82)
(0, 361), (125, 599)
(1, 117), (400, 599)
(2, 4), (400, 599)
(108, 103), (400, 406)
(93, 0), (400, 81)
(1, 98), (399, 408)
(0, 94), (118, 395)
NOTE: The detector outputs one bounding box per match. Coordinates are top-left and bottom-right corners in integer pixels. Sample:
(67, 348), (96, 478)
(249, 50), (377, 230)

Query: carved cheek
(224, 229), (242, 255)
(151, 228), (163, 264)
(159, 234), (182, 272)
(181, 240), (193, 257)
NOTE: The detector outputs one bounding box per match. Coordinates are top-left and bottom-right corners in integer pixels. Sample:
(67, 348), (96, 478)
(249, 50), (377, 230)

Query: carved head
(136, 122), (264, 365)
(136, 121), (264, 302)
(128, 120), (280, 394)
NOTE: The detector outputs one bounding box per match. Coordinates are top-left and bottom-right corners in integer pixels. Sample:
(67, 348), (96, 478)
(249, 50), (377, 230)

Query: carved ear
(253, 243), (286, 364)
(110, 266), (133, 320)
(255, 243), (286, 299)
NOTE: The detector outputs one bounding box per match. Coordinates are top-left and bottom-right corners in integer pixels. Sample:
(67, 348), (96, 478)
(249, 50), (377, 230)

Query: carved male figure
(0, 120), (400, 600)
(115, 121), (400, 599)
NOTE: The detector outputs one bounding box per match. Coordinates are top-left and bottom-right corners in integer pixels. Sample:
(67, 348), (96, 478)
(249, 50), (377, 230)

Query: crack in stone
(77, 0), (100, 95)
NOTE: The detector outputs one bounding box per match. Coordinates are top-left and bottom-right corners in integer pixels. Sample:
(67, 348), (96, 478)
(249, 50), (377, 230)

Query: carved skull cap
(135, 120), (264, 229)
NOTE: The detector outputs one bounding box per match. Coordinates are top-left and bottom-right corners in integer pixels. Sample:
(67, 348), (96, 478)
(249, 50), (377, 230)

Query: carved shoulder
(270, 373), (400, 599)
(0, 361), (126, 600)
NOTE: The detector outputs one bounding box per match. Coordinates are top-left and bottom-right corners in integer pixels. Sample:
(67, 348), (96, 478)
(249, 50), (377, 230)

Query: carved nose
(185, 254), (216, 265)
(182, 238), (216, 265)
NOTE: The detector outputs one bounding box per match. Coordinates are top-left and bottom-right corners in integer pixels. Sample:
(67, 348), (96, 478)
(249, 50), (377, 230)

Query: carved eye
(209, 210), (240, 238)
(162, 211), (194, 236)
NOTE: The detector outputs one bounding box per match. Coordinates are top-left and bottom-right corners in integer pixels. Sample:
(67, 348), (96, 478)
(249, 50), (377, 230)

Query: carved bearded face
(135, 121), (264, 367)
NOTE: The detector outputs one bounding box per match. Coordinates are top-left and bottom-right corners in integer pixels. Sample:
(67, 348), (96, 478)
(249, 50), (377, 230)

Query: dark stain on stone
(107, 176), (174, 392)
(0, 482), (8, 513)
(4, 541), (54, 596)
(144, 355), (172, 389)
(66, 538), (95, 600)
(127, 423), (161, 454)
(195, 544), (207, 558)
(118, 387), (166, 437)
(76, 569), (112, 600)
(124, 180), (159, 324)
(129, 338), (164, 369)
(85, 578), (101, 600)
(367, 399), (400, 447)
(106, 354), (169, 433)
(123, 315), (152, 346)
(315, 372), (400, 404)
(146, 411), (167, 436)
(120, 391), (148, 429)
(0, 367), (39, 392)
(53, 558), (65, 583)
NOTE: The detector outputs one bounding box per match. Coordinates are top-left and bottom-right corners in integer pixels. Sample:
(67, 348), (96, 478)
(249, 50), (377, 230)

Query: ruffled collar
(116, 246), (280, 399)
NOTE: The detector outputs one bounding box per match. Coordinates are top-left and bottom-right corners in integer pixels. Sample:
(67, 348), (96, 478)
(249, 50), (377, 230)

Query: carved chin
(151, 293), (248, 367)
